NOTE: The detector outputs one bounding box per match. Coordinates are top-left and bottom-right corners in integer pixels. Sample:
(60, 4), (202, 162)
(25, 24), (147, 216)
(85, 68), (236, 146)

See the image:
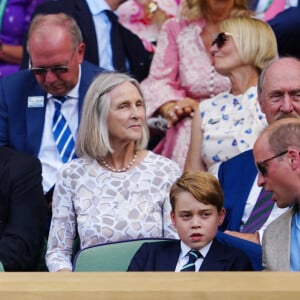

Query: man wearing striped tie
(0, 13), (104, 225)
(128, 171), (252, 271)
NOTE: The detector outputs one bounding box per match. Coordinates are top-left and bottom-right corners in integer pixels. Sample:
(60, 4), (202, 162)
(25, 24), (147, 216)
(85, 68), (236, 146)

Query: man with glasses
(253, 118), (300, 271)
(217, 57), (300, 244)
(21, 0), (152, 82)
(0, 13), (104, 219)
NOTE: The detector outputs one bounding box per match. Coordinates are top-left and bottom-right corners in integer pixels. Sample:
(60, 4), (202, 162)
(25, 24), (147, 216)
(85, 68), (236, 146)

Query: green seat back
(73, 238), (175, 272)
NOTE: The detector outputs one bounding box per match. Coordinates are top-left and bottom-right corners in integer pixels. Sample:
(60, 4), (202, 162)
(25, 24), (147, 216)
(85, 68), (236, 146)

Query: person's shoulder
(34, 0), (76, 14)
(265, 207), (293, 233)
(221, 149), (253, 167)
(0, 147), (41, 170)
(139, 239), (179, 251)
(212, 238), (250, 259)
(146, 151), (181, 172)
(0, 69), (34, 85)
(81, 61), (105, 73)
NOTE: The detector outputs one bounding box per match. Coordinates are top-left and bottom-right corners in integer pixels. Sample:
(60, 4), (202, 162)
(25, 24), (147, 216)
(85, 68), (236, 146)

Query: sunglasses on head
(256, 150), (288, 177)
(211, 32), (231, 49)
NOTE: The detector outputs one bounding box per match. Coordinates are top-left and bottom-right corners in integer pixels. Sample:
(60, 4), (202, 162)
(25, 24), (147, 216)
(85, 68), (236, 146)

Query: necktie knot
(54, 96), (68, 109)
(105, 10), (118, 23)
(180, 250), (202, 272)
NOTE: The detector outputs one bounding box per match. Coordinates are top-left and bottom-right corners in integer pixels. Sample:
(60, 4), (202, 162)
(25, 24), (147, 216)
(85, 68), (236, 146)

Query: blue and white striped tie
(52, 97), (76, 163)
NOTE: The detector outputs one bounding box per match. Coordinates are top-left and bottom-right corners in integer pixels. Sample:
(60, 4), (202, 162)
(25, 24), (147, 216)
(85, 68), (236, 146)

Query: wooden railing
(0, 272), (300, 299)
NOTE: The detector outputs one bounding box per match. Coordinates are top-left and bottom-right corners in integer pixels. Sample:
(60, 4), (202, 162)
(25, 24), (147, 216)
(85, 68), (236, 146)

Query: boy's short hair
(170, 171), (224, 213)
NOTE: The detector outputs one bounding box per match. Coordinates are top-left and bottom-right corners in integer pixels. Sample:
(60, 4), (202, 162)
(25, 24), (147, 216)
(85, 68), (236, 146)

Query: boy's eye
(180, 213), (191, 219)
(201, 212), (211, 218)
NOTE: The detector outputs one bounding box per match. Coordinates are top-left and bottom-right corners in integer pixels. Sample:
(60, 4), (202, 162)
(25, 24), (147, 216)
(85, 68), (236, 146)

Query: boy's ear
(218, 208), (226, 226)
(170, 211), (176, 227)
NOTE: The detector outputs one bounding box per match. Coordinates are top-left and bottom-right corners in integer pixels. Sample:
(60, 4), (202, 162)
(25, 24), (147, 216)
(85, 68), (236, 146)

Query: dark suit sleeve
(216, 231), (262, 271)
(0, 149), (47, 271)
(268, 7), (300, 59)
(0, 79), (9, 147)
(227, 249), (253, 271)
(127, 243), (149, 271)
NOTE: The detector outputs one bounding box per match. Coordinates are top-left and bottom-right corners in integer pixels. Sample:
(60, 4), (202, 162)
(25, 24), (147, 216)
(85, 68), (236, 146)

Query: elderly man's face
(28, 26), (85, 97)
(259, 58), (300, 124)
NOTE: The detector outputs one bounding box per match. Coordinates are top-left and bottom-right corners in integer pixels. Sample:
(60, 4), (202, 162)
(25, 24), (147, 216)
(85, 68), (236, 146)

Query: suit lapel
(199, 239), (228, 271)
(222, 150), (258, 230)
(277, 208), (293, 270)
(25, 80), (47, 156)
(74, 0), (99, 65)
(156, 241), (181, 271)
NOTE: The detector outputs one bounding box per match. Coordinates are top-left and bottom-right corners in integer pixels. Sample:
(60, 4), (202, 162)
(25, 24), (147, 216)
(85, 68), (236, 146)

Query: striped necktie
(180, 250), (202, 272)
(242, 189), (274, 233)
(52, 96), (76, 163)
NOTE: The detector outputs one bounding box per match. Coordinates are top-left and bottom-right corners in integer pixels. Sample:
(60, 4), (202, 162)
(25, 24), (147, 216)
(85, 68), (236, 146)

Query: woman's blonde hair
(220, 17), (278, 73)
(180, 0), (250, 21)
(76, 72), (149, 158)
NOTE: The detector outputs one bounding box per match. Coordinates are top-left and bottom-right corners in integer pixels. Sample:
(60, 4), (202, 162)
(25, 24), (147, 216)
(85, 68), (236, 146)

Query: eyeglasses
(256, 150), (288, 177)
(29, 48), (76, 76)
(211, 32), (231, 49)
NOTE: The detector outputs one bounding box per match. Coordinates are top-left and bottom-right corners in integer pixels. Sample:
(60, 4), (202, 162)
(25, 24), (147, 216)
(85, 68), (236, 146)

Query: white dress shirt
(85, 0), (114, 70)
(175, 241), (212, 272)
(38, 66), (81, 193)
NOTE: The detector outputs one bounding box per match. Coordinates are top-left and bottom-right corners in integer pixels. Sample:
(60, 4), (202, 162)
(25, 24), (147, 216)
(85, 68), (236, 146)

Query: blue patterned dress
(200, 86), (267, 174)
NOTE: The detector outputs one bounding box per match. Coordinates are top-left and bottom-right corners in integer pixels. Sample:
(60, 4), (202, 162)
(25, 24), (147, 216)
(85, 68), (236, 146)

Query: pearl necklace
(100, 151), (138, 172)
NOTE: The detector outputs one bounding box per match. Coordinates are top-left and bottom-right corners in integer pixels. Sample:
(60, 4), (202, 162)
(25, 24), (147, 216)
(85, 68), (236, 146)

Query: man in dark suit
(0, 147), (47, 271)
(218, 57), (300, 244)
(128, 171), (252, 271)
(21, 0), (152, 82)
(0, 13), (104, 199)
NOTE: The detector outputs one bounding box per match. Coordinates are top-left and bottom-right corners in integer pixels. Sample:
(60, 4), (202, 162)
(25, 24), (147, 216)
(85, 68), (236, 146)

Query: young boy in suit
(127, 171), (252, 271)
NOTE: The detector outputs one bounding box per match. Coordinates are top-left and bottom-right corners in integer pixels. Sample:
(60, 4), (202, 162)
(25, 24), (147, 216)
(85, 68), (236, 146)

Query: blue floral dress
(200, 86), (267, 174)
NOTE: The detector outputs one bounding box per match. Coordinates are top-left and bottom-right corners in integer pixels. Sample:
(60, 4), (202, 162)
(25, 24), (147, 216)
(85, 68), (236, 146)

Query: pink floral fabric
(141, 17), (231, 169)
(117, 0), (180, 51)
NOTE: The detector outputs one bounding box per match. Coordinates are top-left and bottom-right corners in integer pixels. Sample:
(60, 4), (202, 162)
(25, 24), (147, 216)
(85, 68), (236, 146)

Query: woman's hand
(160, 98), (198, 128)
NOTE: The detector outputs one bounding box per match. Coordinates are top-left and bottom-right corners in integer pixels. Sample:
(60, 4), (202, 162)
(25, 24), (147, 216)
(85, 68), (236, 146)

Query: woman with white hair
(46, 72), (180, 272)
(185, 16), (278, 174)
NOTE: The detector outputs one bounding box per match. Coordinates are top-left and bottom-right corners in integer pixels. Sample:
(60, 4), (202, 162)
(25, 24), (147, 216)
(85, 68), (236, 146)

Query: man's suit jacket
(127, 239), (252, 271)
(21, 0), (152, 82)
(268, 7), (300, 59)
(0, 61), (103, 156)
(0, 147), (47, 271)
(218, 150), (258, 232)
(262, 208), (293, 271)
